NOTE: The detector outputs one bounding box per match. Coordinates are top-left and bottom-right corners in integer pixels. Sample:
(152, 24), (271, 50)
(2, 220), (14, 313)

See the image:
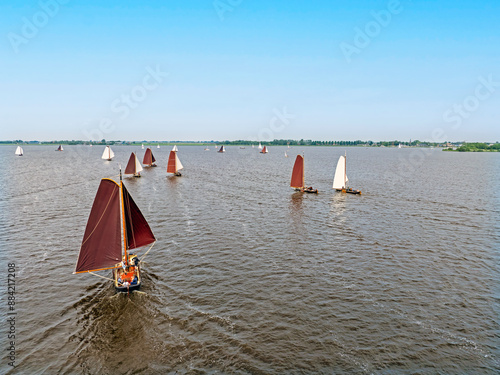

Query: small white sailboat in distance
(204, 145), (210, 151)
(167, 150), (183, 176)
(101, 146), (114, 161)
(172, 145), (178, 152)
(258, 142), (262, 149)
(125, 152), (143, 177)
(141, 144), (144, 149)
(157, 144), (160, 149)
(260, 146), (269, 153)
(333, 152), (361, 195)
(15, 146), (23, 156)
(285, 150), (288, 158)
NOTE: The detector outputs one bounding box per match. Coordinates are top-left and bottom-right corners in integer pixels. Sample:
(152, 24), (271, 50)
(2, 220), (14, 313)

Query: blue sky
(1, 0), (499, 142)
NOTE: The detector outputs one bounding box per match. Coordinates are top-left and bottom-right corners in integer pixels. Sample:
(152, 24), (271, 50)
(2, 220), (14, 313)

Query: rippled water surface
(1, 145), (499, 374)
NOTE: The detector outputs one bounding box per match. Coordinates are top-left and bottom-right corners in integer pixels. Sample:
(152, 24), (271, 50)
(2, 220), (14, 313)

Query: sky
(0, 0), (499, 142)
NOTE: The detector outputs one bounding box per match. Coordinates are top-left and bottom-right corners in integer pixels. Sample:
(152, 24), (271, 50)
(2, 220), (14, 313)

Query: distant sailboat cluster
(101, 145), (185, 178)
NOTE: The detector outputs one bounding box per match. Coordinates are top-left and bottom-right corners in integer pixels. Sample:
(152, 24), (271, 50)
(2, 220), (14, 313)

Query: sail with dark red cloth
(143, 148), (156, 167)
(122, 183), (156, 250)
(75, 179), (122, 273)
(290, 155), (304, 189)
(75, 174), (156, 280)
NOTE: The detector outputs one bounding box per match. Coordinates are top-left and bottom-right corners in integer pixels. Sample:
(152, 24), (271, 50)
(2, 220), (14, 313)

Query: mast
(344, 151), (347, 189)
(302, 152), (306, 188)
(120, 167), (128, 265)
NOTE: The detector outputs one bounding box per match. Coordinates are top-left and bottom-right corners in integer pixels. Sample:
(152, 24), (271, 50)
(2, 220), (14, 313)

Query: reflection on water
(1, 145), (499, 374)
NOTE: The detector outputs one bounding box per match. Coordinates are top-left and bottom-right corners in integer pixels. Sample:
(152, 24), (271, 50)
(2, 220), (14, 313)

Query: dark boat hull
(304, 189), (318, 194)
(295, 188), (318, 194)
(336, 188), (361, 195)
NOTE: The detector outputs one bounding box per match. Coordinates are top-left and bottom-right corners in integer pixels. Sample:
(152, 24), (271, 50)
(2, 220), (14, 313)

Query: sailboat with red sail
(74, 170), (156, 292)
(143, 147), (157, 167)
(167, 149), (184, 176)
(290, 155), (318, 193)
(125, 152), (143, 177)
(56, 145), (64, 151)
(218, 145), (225, 153)
(260, 146), (269, 153)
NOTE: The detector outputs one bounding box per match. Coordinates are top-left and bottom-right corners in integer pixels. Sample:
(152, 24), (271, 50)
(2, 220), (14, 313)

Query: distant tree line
(444, 142), (500, 152)
(3, 139), (497, 148)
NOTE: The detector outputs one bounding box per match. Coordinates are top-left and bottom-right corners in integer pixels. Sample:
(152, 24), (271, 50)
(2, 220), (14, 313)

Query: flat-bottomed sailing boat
(290, 155), (318, 194)
(167, 149), (184, 176)
(143, 147), (157, 167)
(101, 146), (114, 161)
(74, 170), (156, 292)
(125, 152), (143, 177)
(332, 152), (361, 194)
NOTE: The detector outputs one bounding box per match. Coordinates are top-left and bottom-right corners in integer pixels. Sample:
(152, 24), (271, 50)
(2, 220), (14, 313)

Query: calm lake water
(0, 145), (499, 374)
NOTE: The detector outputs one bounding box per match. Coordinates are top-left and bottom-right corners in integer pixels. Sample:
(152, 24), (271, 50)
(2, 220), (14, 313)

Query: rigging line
(139, 242), (155, 263)
(88, 271), (115, 282)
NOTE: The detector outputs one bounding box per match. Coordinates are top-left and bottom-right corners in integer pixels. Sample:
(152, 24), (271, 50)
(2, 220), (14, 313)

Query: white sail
(135, 153), (143, 173)
(172, 145), (178, 152)
(157, 144), (160, 148)
(332, 155), (348, 189)
(142, 144), (144, 149)
(258, 142), (262, 149)
(175, 153), (184, 171)
(101, 146), (114, 160)
(15, 146), (23, 156)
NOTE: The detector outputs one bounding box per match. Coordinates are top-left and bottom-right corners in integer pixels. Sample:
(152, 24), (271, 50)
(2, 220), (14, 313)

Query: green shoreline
(2, 140), (499, 151)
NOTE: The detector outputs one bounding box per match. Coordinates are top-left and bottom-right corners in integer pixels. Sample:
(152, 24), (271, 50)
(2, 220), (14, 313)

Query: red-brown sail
(167, 150), (177, 174)
(125, 152), (137, 174)
(75, 179), (122, 273)
(143, 148), (156, 165)
(122, 183), (156, 250)
(290, 155), (304, 189)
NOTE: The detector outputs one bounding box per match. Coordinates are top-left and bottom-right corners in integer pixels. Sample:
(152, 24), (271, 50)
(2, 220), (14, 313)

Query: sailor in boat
(117, 266), (138, 286)
(303, 186), (318, 194)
